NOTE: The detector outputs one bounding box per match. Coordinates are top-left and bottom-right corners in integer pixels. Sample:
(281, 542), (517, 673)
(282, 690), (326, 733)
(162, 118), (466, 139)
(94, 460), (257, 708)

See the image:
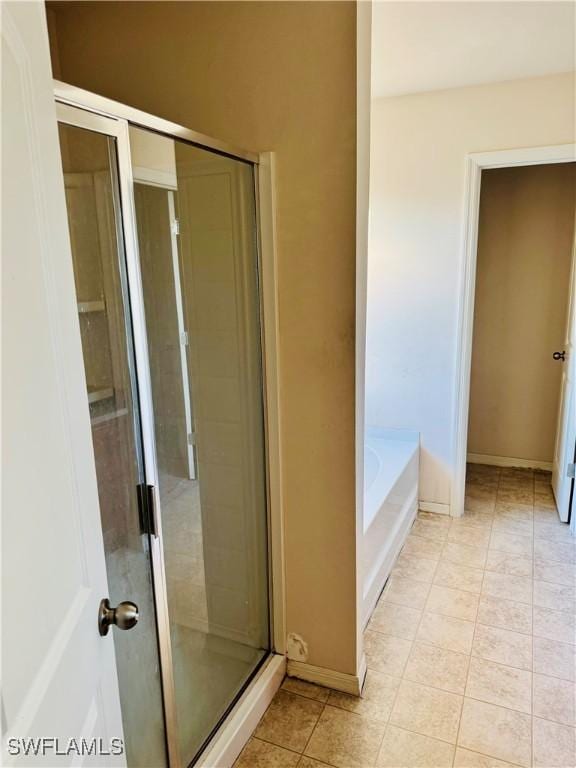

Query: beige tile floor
(235, 465), (576, 767)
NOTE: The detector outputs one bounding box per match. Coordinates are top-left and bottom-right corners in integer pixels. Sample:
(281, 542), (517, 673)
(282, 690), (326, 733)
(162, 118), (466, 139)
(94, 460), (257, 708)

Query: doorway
(454, 147), (576, 527)
(56, 100), (271, 767)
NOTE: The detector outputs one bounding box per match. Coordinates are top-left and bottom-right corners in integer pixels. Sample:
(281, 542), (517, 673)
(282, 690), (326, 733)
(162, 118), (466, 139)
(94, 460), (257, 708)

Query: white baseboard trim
(419, 500), (451, 516)
(467, 453), (553, 471)
(287, 657), (366, 696)
(197, 653), (286, 768)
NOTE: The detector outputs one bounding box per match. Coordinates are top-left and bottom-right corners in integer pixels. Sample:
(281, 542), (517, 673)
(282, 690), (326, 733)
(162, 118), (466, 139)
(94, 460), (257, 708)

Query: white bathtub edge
(362, 488), (418, 628)
(366, 425), (420, 443)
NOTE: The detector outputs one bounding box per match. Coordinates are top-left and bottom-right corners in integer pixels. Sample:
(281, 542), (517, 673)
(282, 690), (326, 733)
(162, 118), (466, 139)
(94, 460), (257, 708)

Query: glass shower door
(56, 100), (271, 768)
(57, 115), (168, 768)
(130, 127), (270, 764)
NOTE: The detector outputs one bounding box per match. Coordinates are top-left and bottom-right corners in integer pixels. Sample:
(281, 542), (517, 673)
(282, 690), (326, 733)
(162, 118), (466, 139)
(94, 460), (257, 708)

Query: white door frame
(451, 143), (576, 518)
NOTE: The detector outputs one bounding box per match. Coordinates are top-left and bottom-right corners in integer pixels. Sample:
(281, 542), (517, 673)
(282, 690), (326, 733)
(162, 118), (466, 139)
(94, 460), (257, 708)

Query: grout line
(452, 473), (488, 765)
(249, 735), (304, 757)
(376, 539), (435, 752)
(531, 711), (576, 728)
(255, 689), (328, 759)
(453, 472), (492, 762)
(299, 698), (326, 760)
(475, 615), (533, 638)
(385, 723), (456, 747)
(279, 684), (331, 705)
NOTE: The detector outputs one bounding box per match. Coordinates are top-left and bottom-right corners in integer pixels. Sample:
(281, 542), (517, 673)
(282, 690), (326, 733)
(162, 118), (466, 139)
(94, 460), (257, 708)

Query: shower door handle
(98, 598), (139, 636)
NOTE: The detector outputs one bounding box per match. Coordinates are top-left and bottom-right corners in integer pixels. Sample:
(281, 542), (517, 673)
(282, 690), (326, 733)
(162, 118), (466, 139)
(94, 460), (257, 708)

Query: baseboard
(197, 653), (285, 768)
(467, 453), (553, 471)
(419, 500), (451, 516)
(286, 657), (366, 696)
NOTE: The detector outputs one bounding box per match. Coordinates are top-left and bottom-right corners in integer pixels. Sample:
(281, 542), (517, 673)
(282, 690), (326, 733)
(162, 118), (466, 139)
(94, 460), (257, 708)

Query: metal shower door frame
(54, 82), (285, 768)
(56, 101), (181, 768)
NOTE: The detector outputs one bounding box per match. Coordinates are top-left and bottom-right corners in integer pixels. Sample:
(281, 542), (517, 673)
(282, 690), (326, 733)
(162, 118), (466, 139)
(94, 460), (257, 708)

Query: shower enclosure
(55, 87), (273, 767)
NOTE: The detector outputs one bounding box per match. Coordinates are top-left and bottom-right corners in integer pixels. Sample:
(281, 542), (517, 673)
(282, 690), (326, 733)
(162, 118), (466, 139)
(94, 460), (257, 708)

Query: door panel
(57, 121), (167, 768)
(2, 3), (124, 765)
(131, 128), (270, 765)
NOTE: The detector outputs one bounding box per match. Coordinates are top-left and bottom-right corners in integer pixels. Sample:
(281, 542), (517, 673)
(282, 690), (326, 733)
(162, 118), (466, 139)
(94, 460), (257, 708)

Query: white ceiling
(371, 1), (576, 99)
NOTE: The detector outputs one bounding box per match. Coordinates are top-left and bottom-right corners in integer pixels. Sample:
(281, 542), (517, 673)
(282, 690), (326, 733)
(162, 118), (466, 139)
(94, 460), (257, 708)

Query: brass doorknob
(98, 598), (139, 636)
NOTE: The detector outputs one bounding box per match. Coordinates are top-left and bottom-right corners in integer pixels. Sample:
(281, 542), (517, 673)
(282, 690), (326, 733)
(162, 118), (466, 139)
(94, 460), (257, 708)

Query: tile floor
(234, 465), (576, 767)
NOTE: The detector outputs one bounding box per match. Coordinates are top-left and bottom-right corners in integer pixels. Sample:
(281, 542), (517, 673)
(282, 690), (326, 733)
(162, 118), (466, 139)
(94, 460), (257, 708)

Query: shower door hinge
(187, 431), (195, 446)
(171, 218), (180, 236)
(567, 463), (575, 479)
(180, 331), (189, 346)
(137, 483), (158, 537)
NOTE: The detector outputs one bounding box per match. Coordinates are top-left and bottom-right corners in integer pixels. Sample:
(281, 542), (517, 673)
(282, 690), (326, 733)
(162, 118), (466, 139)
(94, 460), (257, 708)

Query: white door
(552, 227), (576, 524)
(2, 4), (169, 766)
(2, 1), (125, 764)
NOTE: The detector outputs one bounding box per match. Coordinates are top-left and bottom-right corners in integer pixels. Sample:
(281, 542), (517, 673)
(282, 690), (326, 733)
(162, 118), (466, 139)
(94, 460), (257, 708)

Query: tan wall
(468, 163), (576, 464)
(48, 1), (358, 674)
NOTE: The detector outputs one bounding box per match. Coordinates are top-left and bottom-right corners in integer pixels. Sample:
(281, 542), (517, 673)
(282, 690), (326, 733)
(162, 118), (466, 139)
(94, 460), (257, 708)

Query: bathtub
(363, 428), (419, 626)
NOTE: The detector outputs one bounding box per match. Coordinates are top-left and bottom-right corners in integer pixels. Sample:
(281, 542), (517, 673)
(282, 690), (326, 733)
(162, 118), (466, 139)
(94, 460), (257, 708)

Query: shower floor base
(171, 623), (267, 764)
